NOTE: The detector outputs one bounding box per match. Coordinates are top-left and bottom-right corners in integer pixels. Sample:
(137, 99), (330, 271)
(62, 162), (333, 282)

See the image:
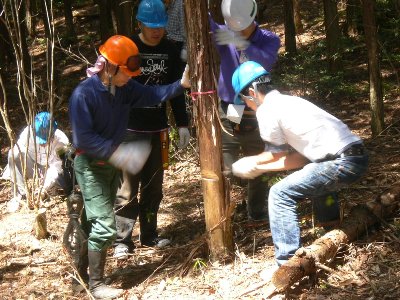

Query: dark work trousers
(312, 192), (340, 224)
(219, 102), (269, 221)
(74, 154), (120, 251)
(114, 131), (163, 250)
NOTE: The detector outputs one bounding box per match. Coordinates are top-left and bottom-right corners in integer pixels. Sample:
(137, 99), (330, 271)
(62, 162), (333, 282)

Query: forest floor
(1, 0), (400, 299)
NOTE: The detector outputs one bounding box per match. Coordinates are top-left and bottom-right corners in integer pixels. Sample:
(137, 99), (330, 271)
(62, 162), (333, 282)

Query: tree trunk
(344, 0), (360, 36)
(39, 0), (51, 40)
(323, 0), (342, 73)
(112, 0), (133, 36)
(184, 0), (233, 260)
(94, 0), (114, 42)
(208, 0), (224, 24)
(25, 0), (37, 37)
(284, 0), (297, 55)
(361, 0), (384, 136)
(293, 0), (304, 34)
(64, 0), (75, 39)
(258, 184), (400, 297)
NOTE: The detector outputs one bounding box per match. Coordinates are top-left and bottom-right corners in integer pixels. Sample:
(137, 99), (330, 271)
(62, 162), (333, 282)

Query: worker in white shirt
(1, 112), (72, 212)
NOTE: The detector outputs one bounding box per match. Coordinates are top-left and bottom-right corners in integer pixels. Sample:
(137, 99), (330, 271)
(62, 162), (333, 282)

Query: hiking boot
(142, 237), (171, 248)
(244, 218), (269, 228)
(88, 250), (123, 299)
(113, 246), (130, 260)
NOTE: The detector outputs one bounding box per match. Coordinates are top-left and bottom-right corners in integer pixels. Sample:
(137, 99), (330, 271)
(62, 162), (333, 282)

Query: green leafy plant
(193, 258), (207, 272)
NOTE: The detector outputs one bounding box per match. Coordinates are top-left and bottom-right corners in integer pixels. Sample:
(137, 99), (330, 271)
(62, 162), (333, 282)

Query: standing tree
(361, 0), (384, 135)
(94, 0), (114, 42)
(184, 0), (234, 260)
(284, 0), (297, 55)
(63, 0), (75, 41)
(343, 0), (361, 36)
(112, 0), (134, 36)
(294, 0), (304, 34)
(25, 0), (38, 37)
(323, 0), (342, 73)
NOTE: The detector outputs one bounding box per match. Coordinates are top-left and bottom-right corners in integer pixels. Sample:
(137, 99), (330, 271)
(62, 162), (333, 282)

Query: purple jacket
(209, 17), (281, 104)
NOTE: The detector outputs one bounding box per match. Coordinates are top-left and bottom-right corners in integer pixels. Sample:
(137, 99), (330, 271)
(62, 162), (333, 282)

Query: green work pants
(74, 154), (120, 251)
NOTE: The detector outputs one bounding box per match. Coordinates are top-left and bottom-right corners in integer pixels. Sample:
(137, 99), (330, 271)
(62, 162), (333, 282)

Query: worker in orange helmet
(69, 35), (190, 299)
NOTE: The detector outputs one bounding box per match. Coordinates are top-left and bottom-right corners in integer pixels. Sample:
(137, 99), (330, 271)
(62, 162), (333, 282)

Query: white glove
(178, 127), (190, 149)
(181, 64), (190, 88)
(215, 29), (250, 51)
(109, 140), (152, 175)
(232, 156), (264, 179)
(180, 48), (187, 62)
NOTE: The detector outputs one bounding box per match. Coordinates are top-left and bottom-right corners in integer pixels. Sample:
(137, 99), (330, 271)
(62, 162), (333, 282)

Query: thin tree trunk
(95, 0), (114, 42)
(64, 0), (75, 39)
(344, 0), (360, 36)
(361, 0), (384, 136)
(323, 0), (342, 73)
(284, 0), (297, 55)
(184, 0), (233, 260)
(25, 0), (37, 37)
(294, 0), (304, 34)
(113, 0), (133, 36)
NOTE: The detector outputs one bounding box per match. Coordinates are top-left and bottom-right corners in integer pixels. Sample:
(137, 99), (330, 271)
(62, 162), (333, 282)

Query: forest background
(0, 0), (399, 299)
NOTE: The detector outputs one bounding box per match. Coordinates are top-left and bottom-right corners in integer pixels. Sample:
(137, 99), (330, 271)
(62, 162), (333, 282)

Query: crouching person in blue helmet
(230, 61), (369, 266)
(69, 35), (190, 299)
(1, 112), (71, 213)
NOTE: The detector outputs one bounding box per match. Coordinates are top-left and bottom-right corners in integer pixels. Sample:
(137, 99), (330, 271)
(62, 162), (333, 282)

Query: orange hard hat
(99, 35), (141, 77)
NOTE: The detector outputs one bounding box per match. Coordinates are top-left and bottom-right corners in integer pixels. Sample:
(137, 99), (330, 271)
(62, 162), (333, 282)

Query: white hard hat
(221, 0), (257, 31)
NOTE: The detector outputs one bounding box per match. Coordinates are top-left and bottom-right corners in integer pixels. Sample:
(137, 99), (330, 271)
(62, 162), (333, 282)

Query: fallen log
(262, 185), (400, 298)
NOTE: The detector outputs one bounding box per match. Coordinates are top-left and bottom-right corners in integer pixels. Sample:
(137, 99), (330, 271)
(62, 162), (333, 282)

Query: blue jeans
(268, 154), (368, 265)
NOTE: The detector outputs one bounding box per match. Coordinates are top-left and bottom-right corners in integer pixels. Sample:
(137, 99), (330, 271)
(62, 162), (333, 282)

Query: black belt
(317, 143), (366, 162)
(338, 143), (365, 157)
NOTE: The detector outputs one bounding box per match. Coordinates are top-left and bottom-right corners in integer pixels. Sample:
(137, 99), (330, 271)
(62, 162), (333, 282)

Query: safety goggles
(120, 55), (141, 73)
(114, 55), (142, 76)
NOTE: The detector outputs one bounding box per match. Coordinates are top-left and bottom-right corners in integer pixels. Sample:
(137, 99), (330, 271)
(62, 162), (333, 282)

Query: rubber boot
(88, 250), (123, 299)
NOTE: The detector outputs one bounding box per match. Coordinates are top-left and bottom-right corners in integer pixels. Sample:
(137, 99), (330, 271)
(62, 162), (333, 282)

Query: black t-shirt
(127, 35), (188, 131)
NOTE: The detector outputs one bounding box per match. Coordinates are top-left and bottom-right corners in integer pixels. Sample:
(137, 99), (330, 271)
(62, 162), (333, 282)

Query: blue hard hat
(232, 61), (269, 105)
(34, 112), (57, 145)
(136, 0), (168, 28)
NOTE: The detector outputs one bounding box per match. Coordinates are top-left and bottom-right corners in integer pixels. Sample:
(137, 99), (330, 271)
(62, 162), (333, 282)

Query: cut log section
(262, 185), (400, 298)
(33, 207), (48, 240)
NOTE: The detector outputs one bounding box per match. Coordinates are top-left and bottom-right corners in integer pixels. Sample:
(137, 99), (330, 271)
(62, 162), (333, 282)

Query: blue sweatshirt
(69, 74), (184, 159)
(209, 16), (281, 104)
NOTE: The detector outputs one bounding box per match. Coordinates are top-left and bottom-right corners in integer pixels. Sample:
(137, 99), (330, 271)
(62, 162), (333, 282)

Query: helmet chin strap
(105, 61), (117, 95)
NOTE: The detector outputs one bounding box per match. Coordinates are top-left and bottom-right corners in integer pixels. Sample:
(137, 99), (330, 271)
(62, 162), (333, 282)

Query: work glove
(180, 47), (188, 62)
(181, 64), (191, 88)
(109, 140), (152, 175)
(215, 29), (250, 51)
(232, 156), (264, 179)
(178, 127), (190, 149)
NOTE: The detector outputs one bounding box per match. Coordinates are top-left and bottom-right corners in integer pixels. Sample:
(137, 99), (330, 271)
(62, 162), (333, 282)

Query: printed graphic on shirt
(139, 53), (169, 85)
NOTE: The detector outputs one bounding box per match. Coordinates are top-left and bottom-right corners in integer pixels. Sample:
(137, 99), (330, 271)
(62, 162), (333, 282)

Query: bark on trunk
(284, 0), (297, 55)
(184, 0), (233, 260)
(361, 0), (384, 136)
